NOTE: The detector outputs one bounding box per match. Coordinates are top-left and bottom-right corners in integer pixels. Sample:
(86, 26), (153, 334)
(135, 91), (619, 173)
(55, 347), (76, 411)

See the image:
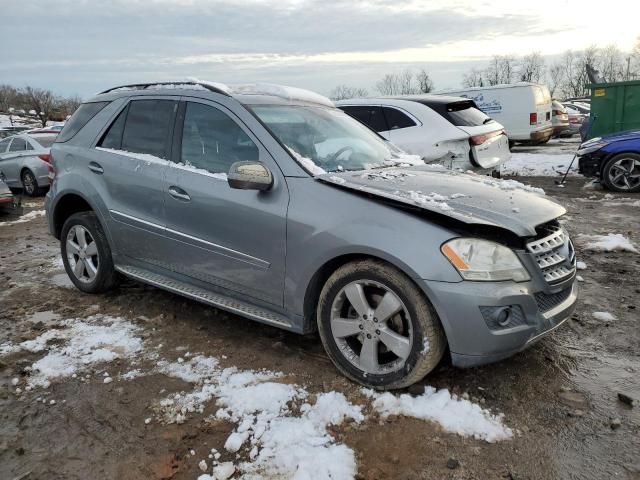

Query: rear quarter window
(57, 101), (109, 142)
(441, 101), (493, 127)
(382, 107), (416, 130)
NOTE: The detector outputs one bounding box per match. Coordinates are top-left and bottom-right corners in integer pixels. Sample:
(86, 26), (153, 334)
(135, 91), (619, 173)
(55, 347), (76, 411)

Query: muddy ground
(1, 176), (639, 480)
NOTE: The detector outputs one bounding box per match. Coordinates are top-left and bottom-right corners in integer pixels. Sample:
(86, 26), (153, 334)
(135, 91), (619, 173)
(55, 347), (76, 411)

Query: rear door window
(340, 106), (389, 133)
(120, 100), (177, 159)
(57, 101), (109, 142)
(9, 138), (27, 151)
(441, 101), (493, 127)
(381, 107), (416, 130)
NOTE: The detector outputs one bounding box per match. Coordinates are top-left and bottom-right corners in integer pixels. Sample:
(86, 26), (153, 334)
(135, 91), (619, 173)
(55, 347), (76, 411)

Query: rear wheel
(317, 259), (446, 390)
(61, 212), (119, 293)
(602, 153), (640, 193)
(21, 169), (42, 196)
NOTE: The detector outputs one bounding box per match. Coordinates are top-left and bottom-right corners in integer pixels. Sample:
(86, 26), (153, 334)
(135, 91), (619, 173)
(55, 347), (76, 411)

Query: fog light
(480, 305), (526, 330)
(493, 307), (511, 326)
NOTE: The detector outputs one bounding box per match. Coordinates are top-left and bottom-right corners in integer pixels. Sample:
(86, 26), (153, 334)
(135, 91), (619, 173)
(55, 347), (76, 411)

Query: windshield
(249, 105), (421, 173)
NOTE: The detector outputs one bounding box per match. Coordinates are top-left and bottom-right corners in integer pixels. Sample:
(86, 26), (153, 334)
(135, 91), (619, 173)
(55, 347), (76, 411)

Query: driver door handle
(168, 186), (191, 202)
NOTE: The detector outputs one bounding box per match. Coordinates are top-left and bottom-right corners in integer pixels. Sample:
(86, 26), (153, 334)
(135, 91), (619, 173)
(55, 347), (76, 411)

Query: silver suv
(46, 81), (578, 389)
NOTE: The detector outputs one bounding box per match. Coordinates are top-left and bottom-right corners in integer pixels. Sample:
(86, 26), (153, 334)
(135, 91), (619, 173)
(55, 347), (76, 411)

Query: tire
(317, 259), (446, 390)
(61, 212), (119, 293)
(21, 169), (43, 197)
(601, 153), (640, 193)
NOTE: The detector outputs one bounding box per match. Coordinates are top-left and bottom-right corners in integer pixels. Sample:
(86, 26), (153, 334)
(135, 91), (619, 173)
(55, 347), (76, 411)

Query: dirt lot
(1, 176), (639, 480)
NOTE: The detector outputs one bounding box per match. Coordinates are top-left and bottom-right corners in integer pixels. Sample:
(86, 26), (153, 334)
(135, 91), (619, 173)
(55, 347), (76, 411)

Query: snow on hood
(317, 167), (566, 237)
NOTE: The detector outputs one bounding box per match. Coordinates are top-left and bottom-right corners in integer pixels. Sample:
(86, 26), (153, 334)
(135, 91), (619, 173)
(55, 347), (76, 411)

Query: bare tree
(375, 70), (423, 95)
(520, 52), (545, 83)
(484, 56), (501, 86)
(599, 44), (625, 82)
(24, 86), (58, 127)
(0, 84), (19, 113)
(462, 68), (485, 87)
(329, 84), (368, 101)
(416, 69), (434, 93)
(547, 62), (564, 97)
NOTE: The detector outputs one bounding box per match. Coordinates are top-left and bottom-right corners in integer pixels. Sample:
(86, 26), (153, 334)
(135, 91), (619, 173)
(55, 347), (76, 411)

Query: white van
(436, 82), (553, 144)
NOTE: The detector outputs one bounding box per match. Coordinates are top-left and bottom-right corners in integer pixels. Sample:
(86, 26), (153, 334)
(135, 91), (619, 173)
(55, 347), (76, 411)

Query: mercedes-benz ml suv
(45, 81), (578, 389)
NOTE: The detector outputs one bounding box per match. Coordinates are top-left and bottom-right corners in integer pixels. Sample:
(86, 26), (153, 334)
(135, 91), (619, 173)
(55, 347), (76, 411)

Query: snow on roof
(187, 77), (333, 106)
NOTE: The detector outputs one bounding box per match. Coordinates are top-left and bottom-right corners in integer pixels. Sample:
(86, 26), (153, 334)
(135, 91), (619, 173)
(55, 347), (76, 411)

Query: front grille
(535, 287), (572, 312)
(526, 222), (576, 284)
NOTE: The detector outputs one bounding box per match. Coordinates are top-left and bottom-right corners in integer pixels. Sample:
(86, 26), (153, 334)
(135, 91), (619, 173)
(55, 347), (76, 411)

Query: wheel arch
(301, 251), (445, 336)
(52, 191), (99, 239)
(599, 150), (640, 174)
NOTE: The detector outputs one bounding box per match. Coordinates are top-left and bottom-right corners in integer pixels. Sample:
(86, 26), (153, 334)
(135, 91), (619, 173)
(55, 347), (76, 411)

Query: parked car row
(0, 133), (57, 196)
(44, 81), (578, 389)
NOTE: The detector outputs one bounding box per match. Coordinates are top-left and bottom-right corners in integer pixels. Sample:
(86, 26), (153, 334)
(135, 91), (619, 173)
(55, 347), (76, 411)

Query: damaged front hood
(317, 166), (565, 237)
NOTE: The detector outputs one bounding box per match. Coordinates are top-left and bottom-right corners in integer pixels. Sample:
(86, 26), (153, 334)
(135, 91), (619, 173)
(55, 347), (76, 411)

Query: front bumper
(578, 152), (606, 177)
(422, 275), (577, 367)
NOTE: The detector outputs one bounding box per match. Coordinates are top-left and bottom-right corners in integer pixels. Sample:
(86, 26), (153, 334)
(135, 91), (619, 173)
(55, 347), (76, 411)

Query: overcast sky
(1, 0), (636, 98)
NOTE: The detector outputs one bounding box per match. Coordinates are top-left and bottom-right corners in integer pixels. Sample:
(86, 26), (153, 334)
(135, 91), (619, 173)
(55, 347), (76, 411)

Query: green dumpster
(587, 79), (640, 139)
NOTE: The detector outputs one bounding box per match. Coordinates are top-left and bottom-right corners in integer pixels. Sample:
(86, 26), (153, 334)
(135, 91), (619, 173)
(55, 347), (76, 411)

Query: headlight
(441, 238), (530, 282)
(577, 138), (606, 155)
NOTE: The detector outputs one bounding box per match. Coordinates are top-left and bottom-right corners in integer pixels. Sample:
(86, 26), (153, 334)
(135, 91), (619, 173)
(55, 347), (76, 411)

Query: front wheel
(602, 153), (640, 193)
(317, 259), (446, 390)
(61, 212), (119, 293)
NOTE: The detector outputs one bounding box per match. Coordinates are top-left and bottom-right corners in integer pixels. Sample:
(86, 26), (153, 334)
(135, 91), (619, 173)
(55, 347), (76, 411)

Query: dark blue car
(578, 130), (640, 192)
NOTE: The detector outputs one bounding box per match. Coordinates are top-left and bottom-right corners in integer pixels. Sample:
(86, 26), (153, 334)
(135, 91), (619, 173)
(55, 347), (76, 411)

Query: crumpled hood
(317, 166), (566, 237)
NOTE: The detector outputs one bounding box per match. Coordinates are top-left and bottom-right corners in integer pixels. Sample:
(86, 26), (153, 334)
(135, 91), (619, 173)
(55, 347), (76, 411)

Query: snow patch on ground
(0, 315), (144, 388)
(365, 387), (513, 443)
(576, 261), (587, 270)
(593, 311), (616, 322)
(578, 233), (638, 253)
(153, 357), (363, 479)
(501, 153), (577, 177)
(0, 210), (45, 227)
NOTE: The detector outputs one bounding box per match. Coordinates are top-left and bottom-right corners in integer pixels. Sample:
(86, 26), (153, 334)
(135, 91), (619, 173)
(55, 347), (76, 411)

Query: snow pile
(0, 210), (45, 227)
(230, 83), (334, 108)
(578, 233), (638, 253)
(0, 315), (144, 387)
(365, 387), (513, 443)
(384, 153), (424, 167)
(593, 311), (616, 322)
(96, 147), (169, 166)
(576, 261), (587, 270)
(501, 153), (577, 177)
(286, 147), (326, 175)
(404, 191), (453, 211)
(153, 357), (363, 479)
(329, 175), (347, 185)
(360, 170), (415, 181)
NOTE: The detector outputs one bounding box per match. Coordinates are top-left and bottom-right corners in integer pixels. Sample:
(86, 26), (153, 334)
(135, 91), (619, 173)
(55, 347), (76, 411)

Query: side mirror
(228, 161), (273, 191)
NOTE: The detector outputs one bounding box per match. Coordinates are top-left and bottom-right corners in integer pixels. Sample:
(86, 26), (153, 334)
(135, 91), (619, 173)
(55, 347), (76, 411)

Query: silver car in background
(0, 133), (57, 196)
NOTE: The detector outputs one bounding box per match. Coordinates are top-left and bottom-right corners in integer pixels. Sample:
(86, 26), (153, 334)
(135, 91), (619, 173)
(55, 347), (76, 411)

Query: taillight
(469, 130), (505, 146)
(38, 153), (51, 163)
(529, 113), (537, 125)
(552, 109), (562, 116)
(46, 152), (56, 182)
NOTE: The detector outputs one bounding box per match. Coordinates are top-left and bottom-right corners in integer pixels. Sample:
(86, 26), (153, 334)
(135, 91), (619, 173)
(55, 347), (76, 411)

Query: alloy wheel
(22, 171), (36, 195)
(330, 280), (413, 375)
(66, 225), (100, 283)
(608, 157), (640, 191)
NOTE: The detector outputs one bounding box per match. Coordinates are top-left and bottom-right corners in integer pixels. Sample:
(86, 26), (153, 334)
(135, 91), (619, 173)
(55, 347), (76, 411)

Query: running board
(116, 265), (293, 330)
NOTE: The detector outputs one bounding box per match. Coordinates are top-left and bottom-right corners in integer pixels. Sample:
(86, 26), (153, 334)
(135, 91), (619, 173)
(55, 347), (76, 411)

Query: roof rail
(98, 81), (231, 96)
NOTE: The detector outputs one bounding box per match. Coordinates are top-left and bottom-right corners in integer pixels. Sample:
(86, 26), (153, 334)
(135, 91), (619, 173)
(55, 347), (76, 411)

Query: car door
(1, 137), (28, 186)
(163, 99), (288, 307)
(0, 138), (12, 184)
(89, 97), (178, 266)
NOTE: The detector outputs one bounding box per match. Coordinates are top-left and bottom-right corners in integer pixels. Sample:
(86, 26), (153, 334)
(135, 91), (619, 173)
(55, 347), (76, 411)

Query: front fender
(283, 178), (462, 317)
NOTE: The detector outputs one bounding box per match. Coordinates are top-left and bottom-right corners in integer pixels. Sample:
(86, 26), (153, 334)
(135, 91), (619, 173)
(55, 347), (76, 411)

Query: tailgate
(470, 131), (510, 169)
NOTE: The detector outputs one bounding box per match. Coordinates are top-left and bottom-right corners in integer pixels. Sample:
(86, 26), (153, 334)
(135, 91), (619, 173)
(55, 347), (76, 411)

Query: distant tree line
(463, 39), (640, 99)
(0, 84), (81, 127)
(329, 68), (434, 100)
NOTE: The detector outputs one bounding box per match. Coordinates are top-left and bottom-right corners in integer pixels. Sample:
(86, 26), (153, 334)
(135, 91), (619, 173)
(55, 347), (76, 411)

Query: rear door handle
(88, 162), (104, 174)
(168, 186), (191, 202)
